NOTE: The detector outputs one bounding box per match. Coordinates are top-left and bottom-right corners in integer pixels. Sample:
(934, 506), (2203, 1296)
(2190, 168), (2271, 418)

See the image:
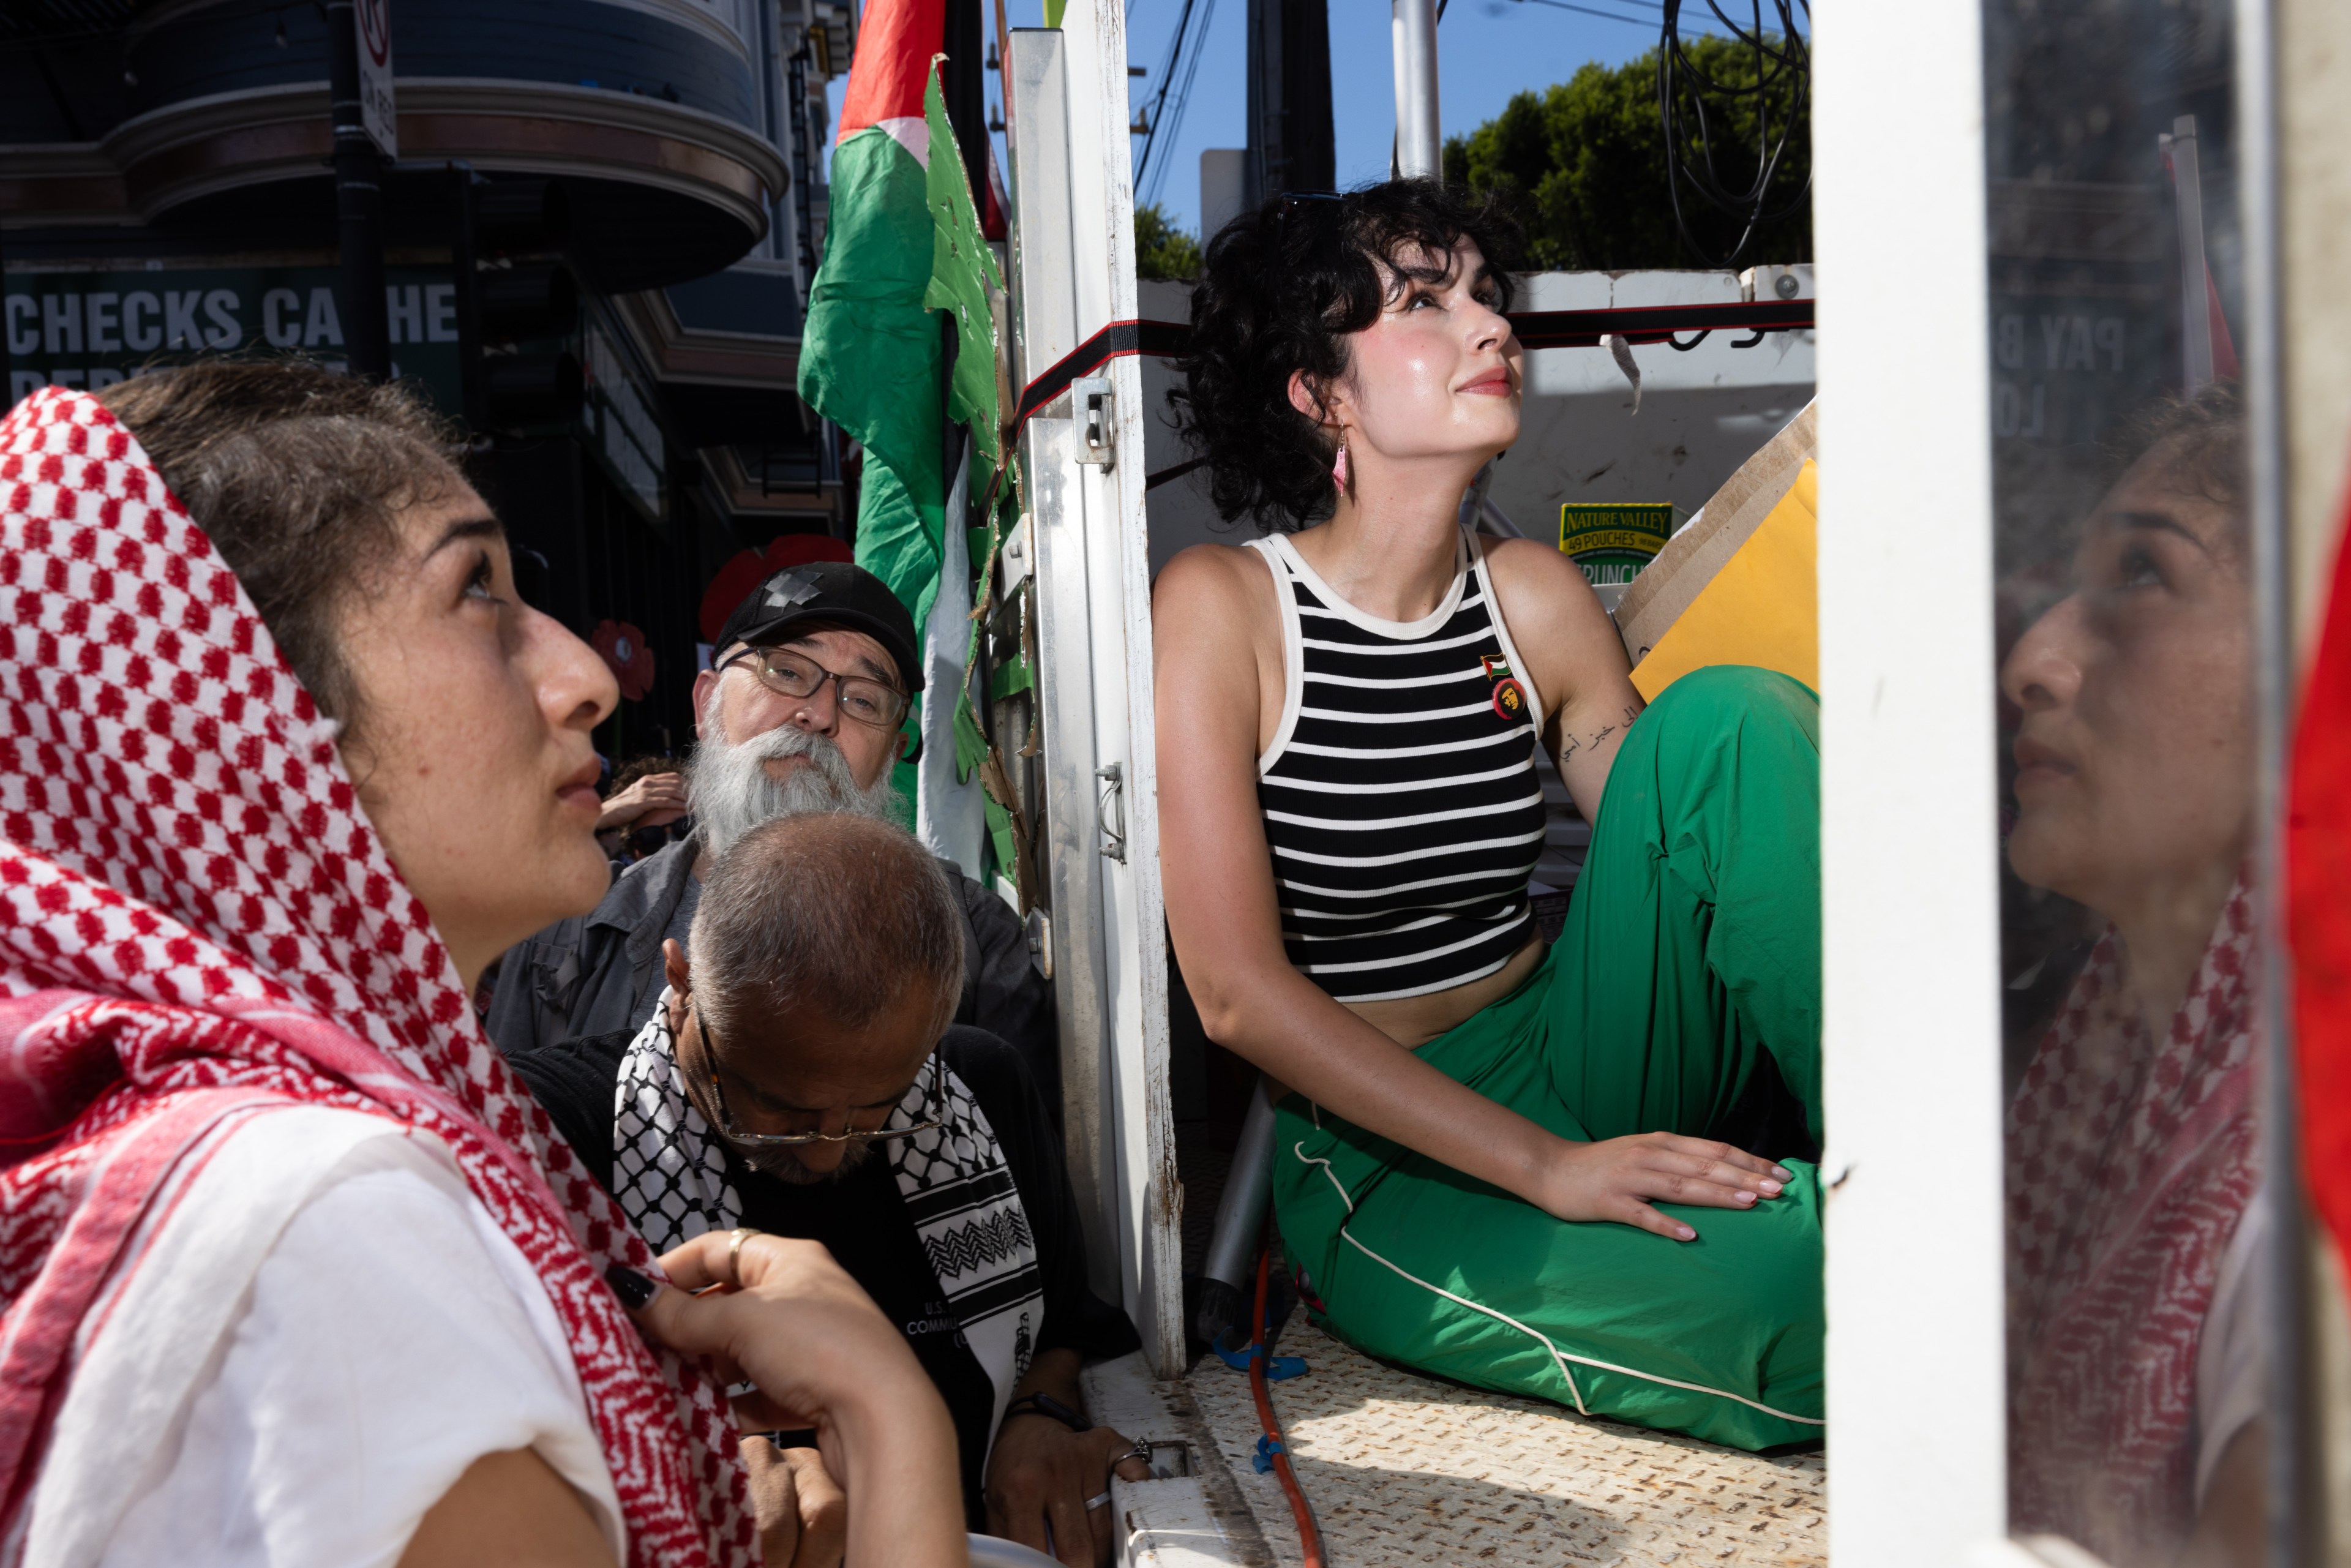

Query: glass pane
(1984, 2), (2263, 1562)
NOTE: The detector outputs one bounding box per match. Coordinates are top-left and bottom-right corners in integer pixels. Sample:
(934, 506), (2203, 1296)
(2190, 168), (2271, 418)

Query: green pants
(1271, 665), (1826, 1452)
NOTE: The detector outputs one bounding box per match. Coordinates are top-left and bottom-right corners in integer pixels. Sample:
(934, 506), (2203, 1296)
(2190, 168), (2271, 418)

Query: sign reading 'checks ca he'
(5, 266), (463, 409)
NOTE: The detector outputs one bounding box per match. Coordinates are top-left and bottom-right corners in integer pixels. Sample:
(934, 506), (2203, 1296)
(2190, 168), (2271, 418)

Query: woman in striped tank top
(1155, 182), (1826, 1452)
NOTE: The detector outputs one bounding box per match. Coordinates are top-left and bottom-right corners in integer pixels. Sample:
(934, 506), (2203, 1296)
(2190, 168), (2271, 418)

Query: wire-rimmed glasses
(695, 1007), (943, 1147)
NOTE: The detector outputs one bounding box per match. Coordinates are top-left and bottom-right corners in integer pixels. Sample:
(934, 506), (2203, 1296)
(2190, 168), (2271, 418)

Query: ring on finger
(726, 1226), (761, 1287)
(1086, 1491), (1112, 1512)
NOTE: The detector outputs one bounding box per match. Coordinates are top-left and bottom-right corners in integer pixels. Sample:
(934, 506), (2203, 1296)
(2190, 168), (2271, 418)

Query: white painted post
(1812, 2), (2011, 1561)
(1002, 2), (1185, 1376)
(1391, 0), (1439, 179)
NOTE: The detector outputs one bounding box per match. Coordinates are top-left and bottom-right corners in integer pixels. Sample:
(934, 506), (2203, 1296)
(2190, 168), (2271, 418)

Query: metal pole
(446, 162), (484, 431)
(2235, 1), (2322, 1559)
(2169, 114), (2215, 394)
(1391, 0), (1439, 179)
(326, 0), (390, 381)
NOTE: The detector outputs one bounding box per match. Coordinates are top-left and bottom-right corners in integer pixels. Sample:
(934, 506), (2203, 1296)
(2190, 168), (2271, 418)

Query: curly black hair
(1168, 178), (1526, 533)
(2101, 380), (2241, 517)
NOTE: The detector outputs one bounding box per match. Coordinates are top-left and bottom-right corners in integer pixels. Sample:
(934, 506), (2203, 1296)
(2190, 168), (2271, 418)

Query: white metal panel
(1003, 12), (1183, 1376)
(1056, 0), (1184, 1379)
(1518, 272), (1813, 397)
(1812, 2), (2010, 1561)
(1003, 28), (1119, 1305)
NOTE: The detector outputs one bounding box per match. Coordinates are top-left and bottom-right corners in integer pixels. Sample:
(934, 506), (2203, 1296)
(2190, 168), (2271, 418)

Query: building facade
(1, 0), (858, 755)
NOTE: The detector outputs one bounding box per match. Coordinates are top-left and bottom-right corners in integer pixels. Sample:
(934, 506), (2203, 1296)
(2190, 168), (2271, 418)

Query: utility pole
(1244, 0), (1334, 204)
(1391, 0), (1439, 180)
(327, 0), (394, 380)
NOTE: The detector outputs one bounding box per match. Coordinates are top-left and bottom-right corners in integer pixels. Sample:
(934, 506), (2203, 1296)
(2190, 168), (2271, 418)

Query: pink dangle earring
(1331, 437), (1350, 498)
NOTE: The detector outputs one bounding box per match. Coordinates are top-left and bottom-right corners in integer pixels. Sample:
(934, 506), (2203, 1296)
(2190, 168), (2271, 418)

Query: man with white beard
(486, 560), (1056, 1100)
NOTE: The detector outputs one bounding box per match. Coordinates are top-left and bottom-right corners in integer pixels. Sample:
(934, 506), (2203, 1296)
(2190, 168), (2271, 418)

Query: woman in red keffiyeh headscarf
(1998, 385), (2266, 1567)
(0, 371), (964, 1568)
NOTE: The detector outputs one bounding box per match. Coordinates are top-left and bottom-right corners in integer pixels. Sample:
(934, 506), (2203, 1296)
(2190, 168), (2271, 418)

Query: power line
(1131, 0), (1199, 187)
(1507, 0), (1708, 33)
(1138, 0), (1218, 207)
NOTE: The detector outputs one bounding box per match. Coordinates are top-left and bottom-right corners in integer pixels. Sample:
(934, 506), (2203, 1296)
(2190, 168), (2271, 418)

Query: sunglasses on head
(1277, 190), (1346, 225)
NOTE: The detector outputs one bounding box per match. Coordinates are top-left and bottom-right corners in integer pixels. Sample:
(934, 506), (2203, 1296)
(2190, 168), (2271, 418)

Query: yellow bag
(1630, 460), (1817, 700)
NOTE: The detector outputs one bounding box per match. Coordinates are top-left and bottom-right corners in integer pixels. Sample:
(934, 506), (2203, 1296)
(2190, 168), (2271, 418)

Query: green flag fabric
(799, 53), (1014, 842)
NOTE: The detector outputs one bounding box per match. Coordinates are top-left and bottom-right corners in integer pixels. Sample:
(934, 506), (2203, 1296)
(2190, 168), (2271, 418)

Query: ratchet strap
(1009, 298), (1815, 486)
(1010, 317), (1193, 437)
(1505, 297), (1814, 348)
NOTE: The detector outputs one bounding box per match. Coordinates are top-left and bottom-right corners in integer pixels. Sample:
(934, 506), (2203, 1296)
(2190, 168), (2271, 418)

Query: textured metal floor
(1179, 1318), (1826, 1567)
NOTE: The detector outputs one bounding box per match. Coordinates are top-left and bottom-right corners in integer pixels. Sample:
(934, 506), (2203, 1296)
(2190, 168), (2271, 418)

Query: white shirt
(2193, 1200), (2267, 1506)
(21, 1110), (623, 1568)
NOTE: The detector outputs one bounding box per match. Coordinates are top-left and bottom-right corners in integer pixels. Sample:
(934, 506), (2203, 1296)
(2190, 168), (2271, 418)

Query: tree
(1442, 36), (1810, 272)
(1134, 203), (1204, 280)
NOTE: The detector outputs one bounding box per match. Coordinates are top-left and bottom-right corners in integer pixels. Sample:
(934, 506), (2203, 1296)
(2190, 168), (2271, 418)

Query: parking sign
(356, 0), (395, 157)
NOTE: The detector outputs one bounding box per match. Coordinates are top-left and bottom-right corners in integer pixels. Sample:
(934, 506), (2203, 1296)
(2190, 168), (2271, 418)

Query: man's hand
(984, 1419), (1146, 1567)
(595, 771), (688, 833)
(1535, 1132), (1793, 1240)
(740, 1438), (847, 1568)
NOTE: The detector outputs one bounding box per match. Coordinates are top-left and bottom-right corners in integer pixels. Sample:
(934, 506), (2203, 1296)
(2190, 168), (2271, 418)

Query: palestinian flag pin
(1481, 653), (1530, 724)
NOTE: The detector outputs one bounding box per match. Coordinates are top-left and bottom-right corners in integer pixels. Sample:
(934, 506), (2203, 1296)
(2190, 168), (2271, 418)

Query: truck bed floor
(1179, 1318), (1825, 1566)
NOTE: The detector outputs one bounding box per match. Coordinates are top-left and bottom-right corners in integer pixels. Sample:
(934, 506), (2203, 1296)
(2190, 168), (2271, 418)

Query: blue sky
(830, 0), (1693, 237)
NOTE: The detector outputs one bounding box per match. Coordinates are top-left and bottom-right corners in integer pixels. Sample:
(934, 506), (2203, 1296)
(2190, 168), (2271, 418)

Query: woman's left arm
(1482, 539), (1645, 817)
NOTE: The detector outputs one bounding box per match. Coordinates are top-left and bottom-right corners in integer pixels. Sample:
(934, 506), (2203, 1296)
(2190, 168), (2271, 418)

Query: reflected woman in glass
(2000, 384), (2262, 1567)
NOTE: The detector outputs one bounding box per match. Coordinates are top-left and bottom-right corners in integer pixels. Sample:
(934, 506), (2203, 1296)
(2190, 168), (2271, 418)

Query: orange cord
(1248, 1244), (1325, 1568)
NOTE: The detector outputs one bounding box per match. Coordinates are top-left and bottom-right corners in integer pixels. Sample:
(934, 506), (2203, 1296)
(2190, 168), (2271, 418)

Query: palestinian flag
(2297, 493), (2351, 1271)
(799, 0), (1010, 863)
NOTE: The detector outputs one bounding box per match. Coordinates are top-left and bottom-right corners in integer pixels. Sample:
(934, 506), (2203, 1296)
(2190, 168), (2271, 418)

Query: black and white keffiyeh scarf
(612, 991), (1045, 1435)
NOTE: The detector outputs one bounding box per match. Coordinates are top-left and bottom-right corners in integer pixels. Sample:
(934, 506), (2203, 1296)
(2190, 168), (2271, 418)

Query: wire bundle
(1656, 0), (1810, 268)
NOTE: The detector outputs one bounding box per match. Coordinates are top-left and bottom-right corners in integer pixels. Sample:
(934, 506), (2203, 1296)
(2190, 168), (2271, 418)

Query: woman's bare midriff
(1258, 934), (1546, 1106)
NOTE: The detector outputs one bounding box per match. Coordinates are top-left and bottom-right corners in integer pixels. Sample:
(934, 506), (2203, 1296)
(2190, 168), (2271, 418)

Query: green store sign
(5, 264), (463, 412)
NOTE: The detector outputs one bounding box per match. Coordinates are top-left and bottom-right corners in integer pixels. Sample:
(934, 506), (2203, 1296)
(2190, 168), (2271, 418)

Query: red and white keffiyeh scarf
(2005, 877), (2260, 1564)
(0, 388), (753, 1564)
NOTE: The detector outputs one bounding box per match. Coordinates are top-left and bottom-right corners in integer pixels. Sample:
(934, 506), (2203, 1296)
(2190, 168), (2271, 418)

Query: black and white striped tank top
(1248, 530), (1549, 1003)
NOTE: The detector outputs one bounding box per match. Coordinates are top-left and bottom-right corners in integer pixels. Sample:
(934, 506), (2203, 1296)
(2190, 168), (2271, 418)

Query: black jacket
(483, 837), (1059, 1103)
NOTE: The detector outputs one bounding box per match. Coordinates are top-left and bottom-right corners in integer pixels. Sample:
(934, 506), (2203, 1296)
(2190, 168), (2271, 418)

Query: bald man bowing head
(503, 813), (1142, 1565)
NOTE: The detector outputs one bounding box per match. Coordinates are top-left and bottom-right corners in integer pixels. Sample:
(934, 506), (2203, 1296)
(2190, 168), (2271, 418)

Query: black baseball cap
(711, 560), (924, 692)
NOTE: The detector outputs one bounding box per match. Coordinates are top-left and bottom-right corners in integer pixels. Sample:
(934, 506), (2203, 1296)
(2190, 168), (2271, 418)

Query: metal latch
(1025, 907), (1052, 980)
(1073, 376), (1114, 468)
(1096, 762), (1126, 861)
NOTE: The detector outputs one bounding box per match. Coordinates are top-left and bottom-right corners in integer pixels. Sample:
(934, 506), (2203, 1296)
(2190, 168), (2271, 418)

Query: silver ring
(1085, 1491), (1111, 1512)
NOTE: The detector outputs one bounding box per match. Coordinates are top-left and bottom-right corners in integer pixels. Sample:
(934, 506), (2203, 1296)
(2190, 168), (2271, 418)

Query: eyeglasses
(694, 1005), (944, 1147)
(721, 645), (911, 732)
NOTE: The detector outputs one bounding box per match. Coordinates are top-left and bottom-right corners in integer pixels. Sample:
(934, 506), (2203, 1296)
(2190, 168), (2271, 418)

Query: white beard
(691, 704), (904, 861)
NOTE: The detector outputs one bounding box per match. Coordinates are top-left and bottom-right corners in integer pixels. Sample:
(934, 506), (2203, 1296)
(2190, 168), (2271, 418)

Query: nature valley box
(1559, 503), (1687, 588)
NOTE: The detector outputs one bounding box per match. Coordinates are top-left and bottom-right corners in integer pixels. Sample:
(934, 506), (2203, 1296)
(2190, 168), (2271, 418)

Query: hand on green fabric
(1537, 1133), (1794, 1241)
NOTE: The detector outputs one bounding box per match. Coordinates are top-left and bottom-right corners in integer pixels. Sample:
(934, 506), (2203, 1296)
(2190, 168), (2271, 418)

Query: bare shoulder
(1481, 535), (1592, 598)
(1153, 541), (1277, 640)
(1477, 535), (1635, 707)
(1480, 536), (1616, 634)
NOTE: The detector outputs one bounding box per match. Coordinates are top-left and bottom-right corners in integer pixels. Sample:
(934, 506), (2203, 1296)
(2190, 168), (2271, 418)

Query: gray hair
(689, 812), (964, 1041)
(690, 675), (904, 859)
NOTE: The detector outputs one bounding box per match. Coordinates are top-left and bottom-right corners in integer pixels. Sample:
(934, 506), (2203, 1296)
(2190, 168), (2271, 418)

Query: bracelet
(999, 1392), (1090, 1434)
